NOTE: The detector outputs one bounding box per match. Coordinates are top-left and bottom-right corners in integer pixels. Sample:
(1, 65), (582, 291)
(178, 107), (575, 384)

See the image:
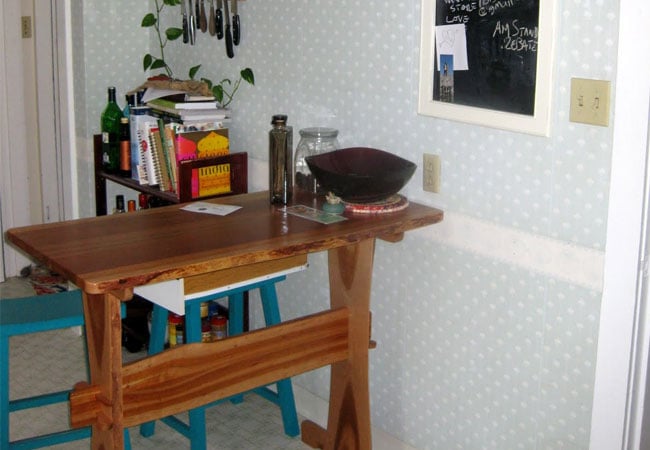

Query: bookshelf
(93, 134), (248, 215)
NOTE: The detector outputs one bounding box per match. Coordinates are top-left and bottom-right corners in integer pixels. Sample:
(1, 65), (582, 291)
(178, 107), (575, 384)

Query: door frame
(35, 0), (77, 223)
(0, 0), (31, 279)
(589, 0), (650, 448)
(0, 0), (76, 278)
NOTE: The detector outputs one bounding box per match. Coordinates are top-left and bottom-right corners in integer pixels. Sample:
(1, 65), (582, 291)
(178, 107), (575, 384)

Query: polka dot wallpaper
(73, 0), (618, 448)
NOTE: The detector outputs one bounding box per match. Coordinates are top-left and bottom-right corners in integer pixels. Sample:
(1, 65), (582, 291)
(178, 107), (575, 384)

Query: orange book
(191, 163), (231, 198)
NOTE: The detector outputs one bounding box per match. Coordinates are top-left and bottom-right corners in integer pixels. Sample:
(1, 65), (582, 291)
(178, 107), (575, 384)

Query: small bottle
(123, 92), (137, 118)
(100, 86), (123, 173)
(119, 117), (131, 177)
(210, 315), (228, 341)
(114, 195), (125, 214)
(138, 193), (149, 210)
(269, 114), (293, 205)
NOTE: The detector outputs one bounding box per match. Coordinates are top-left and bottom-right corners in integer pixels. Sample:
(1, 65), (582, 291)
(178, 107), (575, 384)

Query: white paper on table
(435, 24), (469, 71)
(181, 202), (241, 216)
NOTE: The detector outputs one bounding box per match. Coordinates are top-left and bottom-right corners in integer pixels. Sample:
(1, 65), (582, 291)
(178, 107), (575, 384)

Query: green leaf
(189, 65), (201, 79)
(241, 68), (255, 85)
(163, 0), (182, 6)
(151, 59), (167, 69)
(143, 54), (153, 71)
(201, 78), (214, 89)
(213, 85), (224, 103)
(166, 27), (183, 40)
(141, 13), (156, 28)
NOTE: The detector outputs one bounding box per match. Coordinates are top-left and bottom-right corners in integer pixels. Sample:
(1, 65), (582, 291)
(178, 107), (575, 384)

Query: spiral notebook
(142, 124), (163, 187)
(149, 127), (172, 191)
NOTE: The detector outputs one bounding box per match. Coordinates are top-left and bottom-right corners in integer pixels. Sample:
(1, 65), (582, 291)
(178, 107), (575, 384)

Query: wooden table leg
(301, 239), (375, 450)
(83, 291), (126, 449)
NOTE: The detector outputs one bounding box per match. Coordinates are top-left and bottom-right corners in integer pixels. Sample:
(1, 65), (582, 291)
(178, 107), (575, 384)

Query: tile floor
(2, 276), (312, 449)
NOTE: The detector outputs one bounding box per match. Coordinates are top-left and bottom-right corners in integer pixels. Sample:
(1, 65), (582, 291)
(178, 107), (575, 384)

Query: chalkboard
(432, 0), (541, 116)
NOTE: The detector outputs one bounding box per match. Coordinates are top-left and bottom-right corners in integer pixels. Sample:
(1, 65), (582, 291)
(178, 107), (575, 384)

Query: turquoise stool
(0, 289), (130, 450)
(139, 276), (299, 450)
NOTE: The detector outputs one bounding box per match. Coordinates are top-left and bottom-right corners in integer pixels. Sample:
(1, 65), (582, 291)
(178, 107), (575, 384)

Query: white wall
(173, 2), (613, 448)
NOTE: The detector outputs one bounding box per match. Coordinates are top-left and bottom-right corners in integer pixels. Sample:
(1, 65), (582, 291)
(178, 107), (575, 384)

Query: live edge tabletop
(6, 191), (443, 450)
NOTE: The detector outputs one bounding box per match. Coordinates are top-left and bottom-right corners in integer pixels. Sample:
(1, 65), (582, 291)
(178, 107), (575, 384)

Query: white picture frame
(418, 0), (557, 136)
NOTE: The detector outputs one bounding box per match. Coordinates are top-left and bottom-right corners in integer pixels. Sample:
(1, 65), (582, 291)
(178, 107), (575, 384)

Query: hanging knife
(181, 0), (189, 43)
(199, 0), (207, 33)
(216, 0), (224, 39)
(232, 0), (240, 46)
(208, 0), (216, 36)
(188, 0), (196, 44)
(223, 0), (234, 58)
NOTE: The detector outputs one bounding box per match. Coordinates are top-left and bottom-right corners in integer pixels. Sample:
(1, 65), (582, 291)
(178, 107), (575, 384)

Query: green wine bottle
(100, 86), (123, 173)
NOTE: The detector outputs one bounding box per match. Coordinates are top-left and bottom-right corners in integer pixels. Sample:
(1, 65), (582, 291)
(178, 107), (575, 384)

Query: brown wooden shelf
(93, 134), (248, 215)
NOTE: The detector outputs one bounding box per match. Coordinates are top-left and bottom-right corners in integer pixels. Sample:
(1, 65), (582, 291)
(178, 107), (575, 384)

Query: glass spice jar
(294, 127), (340, 194)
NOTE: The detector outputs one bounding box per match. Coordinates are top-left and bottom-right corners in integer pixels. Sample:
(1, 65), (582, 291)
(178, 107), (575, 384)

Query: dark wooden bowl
(306, 147), (416, 203)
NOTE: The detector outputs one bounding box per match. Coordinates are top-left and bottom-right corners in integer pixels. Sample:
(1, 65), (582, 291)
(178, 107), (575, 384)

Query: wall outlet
(423, 153), (441, 193)
(569, 77), (611, 126)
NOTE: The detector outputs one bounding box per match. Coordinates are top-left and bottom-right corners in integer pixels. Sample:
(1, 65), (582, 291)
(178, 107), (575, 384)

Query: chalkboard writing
(433, 0), (540, 115)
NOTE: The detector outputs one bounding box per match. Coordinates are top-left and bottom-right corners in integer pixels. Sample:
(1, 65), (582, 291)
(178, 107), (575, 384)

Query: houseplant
(141, 0), (254, 108)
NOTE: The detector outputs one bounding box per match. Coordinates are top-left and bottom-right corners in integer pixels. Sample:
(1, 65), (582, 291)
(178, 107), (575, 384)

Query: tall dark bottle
(101, 86), (123, 173)
(269, 114), (293, 204)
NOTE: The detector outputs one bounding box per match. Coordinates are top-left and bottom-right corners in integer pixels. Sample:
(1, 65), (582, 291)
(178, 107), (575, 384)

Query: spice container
(294, 127), (339, 194)
(269, 114), (293, 204)
(201, 323), (212, 343)
(168, 313), (184, 347)
(210, 315), (228, 341)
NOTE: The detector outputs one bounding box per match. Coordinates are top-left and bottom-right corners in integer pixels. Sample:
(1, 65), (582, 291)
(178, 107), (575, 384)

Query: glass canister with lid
(294, 127), (340, 194)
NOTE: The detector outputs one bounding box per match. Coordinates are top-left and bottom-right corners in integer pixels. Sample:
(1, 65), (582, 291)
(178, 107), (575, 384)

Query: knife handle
(182, 15), (189, 43)
(190, 16), (196, 45)
(233, 14), (240, 46)
(209, 3), (216, 35)
(200, 1), (207, 33)
(225, 25), (234, 58)
(216, 10), (223, 39)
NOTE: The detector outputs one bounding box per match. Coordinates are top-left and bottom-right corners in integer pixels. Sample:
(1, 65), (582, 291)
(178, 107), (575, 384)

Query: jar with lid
(294, 127), (340, 194)
(210, 315), (228, 341)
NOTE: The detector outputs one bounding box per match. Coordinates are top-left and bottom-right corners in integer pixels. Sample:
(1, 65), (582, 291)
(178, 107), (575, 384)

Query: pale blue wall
(74, 1), (619, 448)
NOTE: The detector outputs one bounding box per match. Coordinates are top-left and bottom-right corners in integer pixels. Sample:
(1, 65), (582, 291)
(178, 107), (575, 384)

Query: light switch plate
(569, 78), (611, 126)
(423, 153), (440, 193)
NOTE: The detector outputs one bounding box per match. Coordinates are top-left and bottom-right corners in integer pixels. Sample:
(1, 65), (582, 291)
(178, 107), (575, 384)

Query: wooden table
(6, 191), (443, 449)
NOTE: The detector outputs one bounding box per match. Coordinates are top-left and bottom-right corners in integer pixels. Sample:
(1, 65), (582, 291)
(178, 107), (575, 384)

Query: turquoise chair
(0, 289), (130, 450)
(139, 276), (299, 450)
